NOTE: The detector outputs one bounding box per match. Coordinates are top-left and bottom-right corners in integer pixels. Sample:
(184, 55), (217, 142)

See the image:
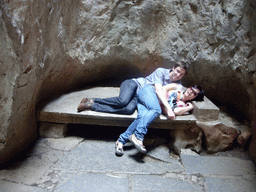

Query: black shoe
(77, 98), (94, 112)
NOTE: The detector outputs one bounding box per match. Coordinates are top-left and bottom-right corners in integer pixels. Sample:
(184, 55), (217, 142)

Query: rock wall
(0, 0), (256, 164)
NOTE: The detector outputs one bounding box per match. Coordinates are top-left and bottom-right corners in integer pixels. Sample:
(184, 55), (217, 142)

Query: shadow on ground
(66, 123), (252, 161)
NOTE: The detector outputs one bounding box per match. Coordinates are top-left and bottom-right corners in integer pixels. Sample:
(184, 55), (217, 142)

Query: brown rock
(218, 107), (252, 150)
(197, 121), (239, 153)
(170, 124), (203, 154)
(237, 129), (252, 151)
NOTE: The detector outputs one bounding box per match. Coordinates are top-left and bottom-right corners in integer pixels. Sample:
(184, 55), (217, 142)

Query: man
(77, 62), (188, 117)
(115, 62), (189, 156)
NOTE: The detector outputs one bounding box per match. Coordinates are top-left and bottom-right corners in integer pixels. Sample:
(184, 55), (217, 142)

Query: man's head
(169, 61), (189, 82)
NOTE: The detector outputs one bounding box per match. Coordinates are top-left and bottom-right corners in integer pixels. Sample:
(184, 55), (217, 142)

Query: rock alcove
(0, 0), (256, 164)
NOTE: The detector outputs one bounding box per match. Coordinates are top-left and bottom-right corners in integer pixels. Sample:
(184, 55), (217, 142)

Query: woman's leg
(91, 97), (137, 115)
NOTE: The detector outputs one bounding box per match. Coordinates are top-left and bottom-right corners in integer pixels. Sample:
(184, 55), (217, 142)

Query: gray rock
(204, 176), (256, 192)
(55, 173), (129, 192)
(180, 155), (256, 176)
(52, 140), (184, 174)
(0, 180), (47, 192)
(131, 174), (204, 192)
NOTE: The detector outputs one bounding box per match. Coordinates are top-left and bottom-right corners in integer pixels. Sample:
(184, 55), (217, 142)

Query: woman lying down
(160, 83), (204, 117)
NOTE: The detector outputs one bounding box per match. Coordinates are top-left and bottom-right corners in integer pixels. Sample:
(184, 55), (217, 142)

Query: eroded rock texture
(0, 0), (256, 163)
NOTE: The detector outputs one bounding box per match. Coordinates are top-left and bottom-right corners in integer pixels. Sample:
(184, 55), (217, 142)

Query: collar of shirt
(165, 69), (172, 83)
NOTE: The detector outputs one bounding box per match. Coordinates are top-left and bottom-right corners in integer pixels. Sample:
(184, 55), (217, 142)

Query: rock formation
(0, 0), (255, 164)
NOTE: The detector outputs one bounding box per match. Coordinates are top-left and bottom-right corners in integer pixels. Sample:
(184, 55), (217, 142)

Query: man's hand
(166, 108), (175, 120)
(155, 83), (177, 120)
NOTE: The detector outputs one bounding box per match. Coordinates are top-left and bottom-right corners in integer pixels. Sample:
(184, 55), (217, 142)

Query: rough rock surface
(171, 124), (203, 154)
(196, 107), (252, 153)
(197, 121), (239, 153)
(0, 0), (256, 163)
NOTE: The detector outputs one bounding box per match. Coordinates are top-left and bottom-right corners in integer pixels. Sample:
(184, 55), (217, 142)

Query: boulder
(218, 107), (252, 151)
(197, 121), (239, 153)
(196, 107), (251, 153)
(170, 124), (203, 154)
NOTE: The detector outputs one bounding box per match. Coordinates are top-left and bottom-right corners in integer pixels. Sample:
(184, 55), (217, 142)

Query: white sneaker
(129, 134), (147, 153)
(115, 141), (124, 157)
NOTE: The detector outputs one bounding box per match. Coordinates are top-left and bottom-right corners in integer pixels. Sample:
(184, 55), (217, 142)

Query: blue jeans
(118, 85), (161, 144)
(91, 79), (138, 115)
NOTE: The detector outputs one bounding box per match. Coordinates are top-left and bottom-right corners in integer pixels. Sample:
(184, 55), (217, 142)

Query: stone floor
(0, 125), (255, 192)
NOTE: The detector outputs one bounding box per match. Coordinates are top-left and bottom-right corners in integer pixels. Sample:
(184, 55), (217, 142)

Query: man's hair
(193, 85), (204, 101)
(174, 61), (189, 74)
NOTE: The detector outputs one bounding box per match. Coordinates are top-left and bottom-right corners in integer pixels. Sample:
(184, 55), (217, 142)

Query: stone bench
(36, 87), (220, 138)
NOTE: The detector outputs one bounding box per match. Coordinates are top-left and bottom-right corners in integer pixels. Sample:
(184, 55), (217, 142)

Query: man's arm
(155, 83), (178, 120)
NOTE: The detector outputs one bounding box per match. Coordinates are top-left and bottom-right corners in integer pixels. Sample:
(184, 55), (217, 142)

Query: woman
(161, 83), (204, 116)
(115, 83), (204, 156)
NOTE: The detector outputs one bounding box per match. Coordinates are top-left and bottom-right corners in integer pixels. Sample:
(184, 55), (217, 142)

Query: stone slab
(0, 146), (65, 185)
(41, 137), (84, 151)
(52, 140), (184, 174)
(54, 173), (129, 192)
(55, 172), (204, 192)
(180, 154), (256, 176)
(0, 180), (47, 192)
(131, 175), (204, 192)
(204, 176), (256, 192)
(37, 87), (217, 130)
(1, 136), (256, 192)
(146, 145), (174, 163)
(192, 96), (220, 121)
(39, 122), (67, 138)
(54, 172), (206, 192)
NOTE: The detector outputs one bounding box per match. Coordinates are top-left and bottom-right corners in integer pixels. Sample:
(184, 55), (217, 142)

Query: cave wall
(0, 0), (256, 163)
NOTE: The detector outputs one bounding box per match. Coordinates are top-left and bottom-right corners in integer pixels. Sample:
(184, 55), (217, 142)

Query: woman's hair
(183, 85), (204, 101)
(193, 85), (204, 101)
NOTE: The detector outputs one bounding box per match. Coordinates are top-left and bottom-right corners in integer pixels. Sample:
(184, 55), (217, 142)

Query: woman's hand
(186, 102), (193, 110)
(174, 102), (194, 116)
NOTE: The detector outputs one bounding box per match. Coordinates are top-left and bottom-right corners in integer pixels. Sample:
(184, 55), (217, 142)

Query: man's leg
(118, 85), (161, 144)
(127, 86), (161, 153)
(117, 95), (149, 144)
(117, 116), (140, 145)
(116, 85), (161, 153)
(134, 85), (161, 141)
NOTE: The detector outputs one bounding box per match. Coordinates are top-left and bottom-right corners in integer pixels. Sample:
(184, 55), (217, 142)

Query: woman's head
(183, 85), (204, 102)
